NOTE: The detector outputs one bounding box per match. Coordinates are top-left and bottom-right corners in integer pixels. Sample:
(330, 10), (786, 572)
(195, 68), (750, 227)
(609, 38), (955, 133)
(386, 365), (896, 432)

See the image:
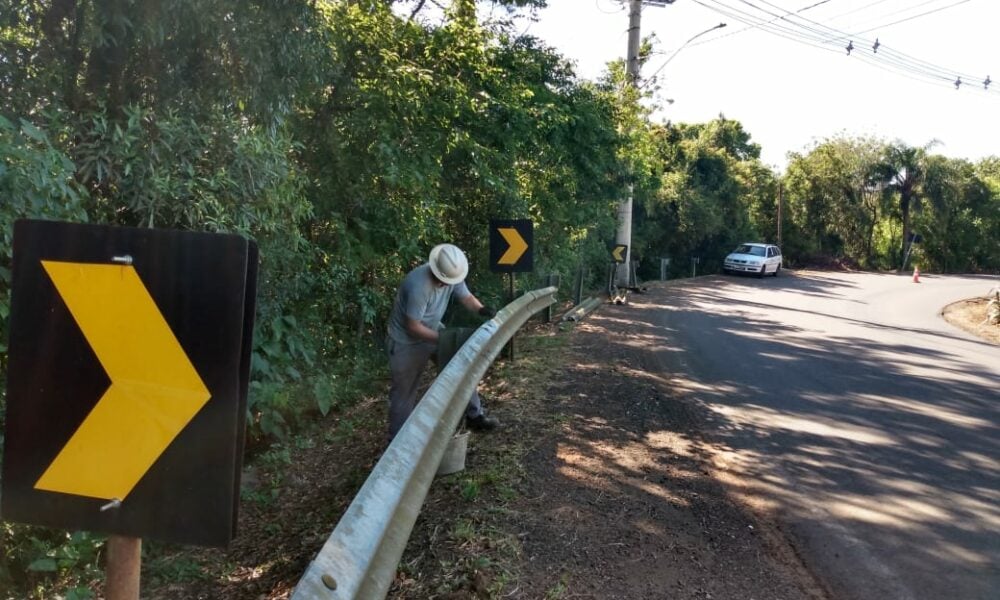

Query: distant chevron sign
(489, 219), (533, 272)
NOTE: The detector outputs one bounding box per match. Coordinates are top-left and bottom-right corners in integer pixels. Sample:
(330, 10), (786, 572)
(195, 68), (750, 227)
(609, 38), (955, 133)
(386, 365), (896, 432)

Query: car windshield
(735, 245), (766, 256)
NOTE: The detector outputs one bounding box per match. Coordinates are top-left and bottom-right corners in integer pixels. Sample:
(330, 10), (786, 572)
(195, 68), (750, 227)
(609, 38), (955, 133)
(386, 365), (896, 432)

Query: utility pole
(615, 0), (675, 288)
(614, 0), (642, 287)
(777, 180), (783, 247)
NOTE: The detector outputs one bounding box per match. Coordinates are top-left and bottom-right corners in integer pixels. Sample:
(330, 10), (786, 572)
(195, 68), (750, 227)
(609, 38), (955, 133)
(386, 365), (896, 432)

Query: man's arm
(405, 318), (441, 343)
(460, 294), (496, 318)
(459, 294), (485, 314)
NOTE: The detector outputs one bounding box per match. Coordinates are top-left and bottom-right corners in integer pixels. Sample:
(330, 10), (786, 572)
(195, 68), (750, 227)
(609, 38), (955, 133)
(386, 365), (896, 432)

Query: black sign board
(1, 220), (257, 547)
(489, 219), (534, 273)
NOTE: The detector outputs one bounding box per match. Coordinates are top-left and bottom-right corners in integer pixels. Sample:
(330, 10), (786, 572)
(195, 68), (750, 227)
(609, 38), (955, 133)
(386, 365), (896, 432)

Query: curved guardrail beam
(291, 286), (558, 600)
(561, 296), (603, 322)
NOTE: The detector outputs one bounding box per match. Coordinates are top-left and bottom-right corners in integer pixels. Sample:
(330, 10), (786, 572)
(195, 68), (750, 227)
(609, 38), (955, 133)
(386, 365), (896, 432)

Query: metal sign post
(106, 536), (141, 600)
(507, 273), (516, 360)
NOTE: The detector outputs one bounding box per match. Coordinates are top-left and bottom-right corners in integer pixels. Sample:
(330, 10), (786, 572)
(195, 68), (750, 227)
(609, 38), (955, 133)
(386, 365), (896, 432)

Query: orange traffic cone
(912, 266), (921, 283)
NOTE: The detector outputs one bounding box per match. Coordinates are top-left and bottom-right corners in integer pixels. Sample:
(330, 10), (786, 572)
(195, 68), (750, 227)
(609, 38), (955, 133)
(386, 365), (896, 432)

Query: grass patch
(388, 324), (572, 598)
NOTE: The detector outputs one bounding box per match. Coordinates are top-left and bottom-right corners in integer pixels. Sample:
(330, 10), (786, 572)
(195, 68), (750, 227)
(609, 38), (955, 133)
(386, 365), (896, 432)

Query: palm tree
(880, 140), (940, 270)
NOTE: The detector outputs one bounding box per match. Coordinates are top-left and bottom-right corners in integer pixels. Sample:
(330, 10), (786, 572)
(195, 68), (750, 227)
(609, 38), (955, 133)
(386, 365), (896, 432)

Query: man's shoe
(466, 414), (500, 432)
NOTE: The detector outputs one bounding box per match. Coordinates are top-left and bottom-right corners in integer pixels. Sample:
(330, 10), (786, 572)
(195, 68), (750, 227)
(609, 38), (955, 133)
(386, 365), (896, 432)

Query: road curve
(634, 270), (999, 600)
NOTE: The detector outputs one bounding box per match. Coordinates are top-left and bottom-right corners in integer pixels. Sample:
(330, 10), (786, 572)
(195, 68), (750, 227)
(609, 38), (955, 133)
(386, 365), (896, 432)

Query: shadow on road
(541, 272), (998, 600)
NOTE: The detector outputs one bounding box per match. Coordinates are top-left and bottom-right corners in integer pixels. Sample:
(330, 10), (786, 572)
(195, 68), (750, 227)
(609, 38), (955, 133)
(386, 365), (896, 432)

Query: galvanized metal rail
(291, 286), (558, 600)
(561, 296), (603, 322)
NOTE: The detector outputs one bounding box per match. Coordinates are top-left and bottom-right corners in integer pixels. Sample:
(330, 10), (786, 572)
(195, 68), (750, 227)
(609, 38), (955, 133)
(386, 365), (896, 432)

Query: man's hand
(478, 306), (496, 318)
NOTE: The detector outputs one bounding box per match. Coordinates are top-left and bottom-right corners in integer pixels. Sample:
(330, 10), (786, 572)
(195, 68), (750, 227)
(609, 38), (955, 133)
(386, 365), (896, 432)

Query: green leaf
(67, 587), (95, 600)
(27, 557), (57, 572)
(20, 121), (45, 143)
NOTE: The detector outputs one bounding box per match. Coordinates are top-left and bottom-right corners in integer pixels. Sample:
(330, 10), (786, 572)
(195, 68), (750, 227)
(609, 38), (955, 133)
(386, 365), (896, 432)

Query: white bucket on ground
(437, 431), (470, 476)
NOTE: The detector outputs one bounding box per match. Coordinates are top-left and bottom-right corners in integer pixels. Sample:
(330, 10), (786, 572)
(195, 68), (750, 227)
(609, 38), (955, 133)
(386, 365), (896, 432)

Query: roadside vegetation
(1, 0), (997, 596)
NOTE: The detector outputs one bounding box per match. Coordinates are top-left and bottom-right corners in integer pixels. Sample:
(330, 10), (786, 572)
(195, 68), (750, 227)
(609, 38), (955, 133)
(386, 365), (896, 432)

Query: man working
(386, 243), (500, 441)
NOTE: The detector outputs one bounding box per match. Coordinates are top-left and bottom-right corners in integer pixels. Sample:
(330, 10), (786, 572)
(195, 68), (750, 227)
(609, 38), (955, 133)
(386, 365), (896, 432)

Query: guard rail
(291, 286), (558, 600)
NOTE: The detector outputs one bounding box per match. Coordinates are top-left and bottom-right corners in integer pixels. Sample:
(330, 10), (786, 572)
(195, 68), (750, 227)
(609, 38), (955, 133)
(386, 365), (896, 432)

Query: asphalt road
(639, 270), (999, 600)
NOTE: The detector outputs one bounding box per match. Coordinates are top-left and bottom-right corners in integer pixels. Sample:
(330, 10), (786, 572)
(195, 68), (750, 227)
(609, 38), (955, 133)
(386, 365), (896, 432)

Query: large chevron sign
(0, 220), (258, 547)
(34, 261), (211, 501)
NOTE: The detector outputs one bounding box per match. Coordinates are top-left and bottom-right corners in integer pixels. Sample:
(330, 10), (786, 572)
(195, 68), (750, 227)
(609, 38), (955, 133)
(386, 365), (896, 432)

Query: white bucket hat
(428, 244), (469, 285)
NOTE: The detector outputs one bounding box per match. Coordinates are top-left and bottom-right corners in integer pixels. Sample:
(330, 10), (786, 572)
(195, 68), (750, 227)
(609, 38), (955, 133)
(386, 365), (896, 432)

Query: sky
(493, 0), (1000, 172)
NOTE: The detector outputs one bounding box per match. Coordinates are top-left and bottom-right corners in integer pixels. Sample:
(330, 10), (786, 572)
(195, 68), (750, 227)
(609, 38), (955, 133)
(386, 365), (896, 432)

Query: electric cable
(689, 0), (837, 47)
(744, 0), (989, 83)
(822, 0), (894, 21)
(687, 0), (997, 94)
(597, 0), (626, 15)
(848, 0), (974, 37)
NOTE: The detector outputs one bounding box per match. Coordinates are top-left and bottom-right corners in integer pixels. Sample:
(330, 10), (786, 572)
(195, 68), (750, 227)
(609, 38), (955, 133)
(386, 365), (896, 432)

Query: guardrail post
(660, 257), (670, 281)
(543, 273), (560, 323)
(573, 264), (585, 305)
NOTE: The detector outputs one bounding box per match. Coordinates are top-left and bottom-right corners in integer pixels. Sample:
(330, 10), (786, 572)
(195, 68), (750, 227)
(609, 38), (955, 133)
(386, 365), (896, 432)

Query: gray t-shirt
(388, 264), (471, 344)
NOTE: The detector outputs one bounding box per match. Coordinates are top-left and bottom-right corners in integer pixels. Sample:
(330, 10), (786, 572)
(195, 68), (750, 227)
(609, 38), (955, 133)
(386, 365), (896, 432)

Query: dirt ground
(390, 296), (830, 600)
(139, 292), (833, 599)
(942, 296), (1000, 345)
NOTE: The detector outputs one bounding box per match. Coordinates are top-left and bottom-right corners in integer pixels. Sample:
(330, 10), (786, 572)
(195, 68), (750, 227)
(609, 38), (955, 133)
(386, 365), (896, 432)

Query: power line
(689, 0), (838, 47)
(848, 0), (975, 37)
(596, 0), (626, 15)
(808, 0), (966, 42)
(686, 0), (997, 95)
(721, 0), (993, 88)
(826, 0), (947, 29)
(822, 0), (894, 21)
(644, 22), (728, 85)
(745, 0), (989, 83)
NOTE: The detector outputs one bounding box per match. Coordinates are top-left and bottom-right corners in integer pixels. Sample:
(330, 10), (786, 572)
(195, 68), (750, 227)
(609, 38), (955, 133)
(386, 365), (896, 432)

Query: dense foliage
(0, 0), (996, 595)
(783, 136), (999, 271)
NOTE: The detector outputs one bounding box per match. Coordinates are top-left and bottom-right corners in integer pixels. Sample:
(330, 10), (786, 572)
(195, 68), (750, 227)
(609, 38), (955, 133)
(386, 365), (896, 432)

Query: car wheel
(773, 264), (780, 277)
(757, 264), (766, 278)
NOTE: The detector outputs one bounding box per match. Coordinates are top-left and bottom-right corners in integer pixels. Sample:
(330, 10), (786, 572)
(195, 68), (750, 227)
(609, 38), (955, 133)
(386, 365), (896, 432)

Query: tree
(783, 135), (886, 266)
(636, 118), (771, 276)
(879, 140), (940, 269)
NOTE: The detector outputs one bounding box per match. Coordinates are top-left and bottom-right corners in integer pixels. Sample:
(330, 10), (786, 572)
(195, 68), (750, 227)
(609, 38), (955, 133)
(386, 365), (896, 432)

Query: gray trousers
(387, 337), (483, 440)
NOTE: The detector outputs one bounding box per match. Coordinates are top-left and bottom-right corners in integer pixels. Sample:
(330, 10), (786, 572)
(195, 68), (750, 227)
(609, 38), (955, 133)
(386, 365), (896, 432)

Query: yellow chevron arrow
(34, 261), (210, 501)
(497, 227), (528, 265)
(612, 245), (627, 263)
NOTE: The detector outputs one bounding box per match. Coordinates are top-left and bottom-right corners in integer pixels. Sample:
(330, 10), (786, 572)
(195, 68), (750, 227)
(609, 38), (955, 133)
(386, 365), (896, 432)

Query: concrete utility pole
(777, 181), (783, 246)
(614, 0), (643, 287)
(615, 0), (675, 288)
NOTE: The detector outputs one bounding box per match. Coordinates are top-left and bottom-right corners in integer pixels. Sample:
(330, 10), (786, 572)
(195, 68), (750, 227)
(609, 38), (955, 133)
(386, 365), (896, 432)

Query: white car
(723, 243), (782, 277)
